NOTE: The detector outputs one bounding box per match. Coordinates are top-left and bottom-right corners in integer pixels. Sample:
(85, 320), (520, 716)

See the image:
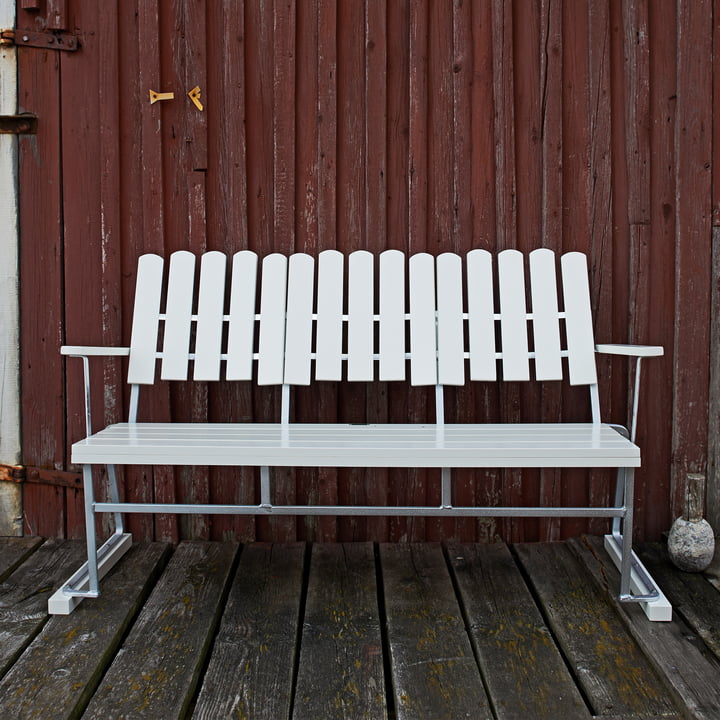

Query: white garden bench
(50, 248), (669, 620)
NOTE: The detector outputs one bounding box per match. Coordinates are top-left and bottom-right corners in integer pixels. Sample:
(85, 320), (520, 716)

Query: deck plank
(82, 541), (237, 719)
(0, 537), (43, 581)
(292, 543), (386, 720)
(380, 543), (492, 720)
(192, 543), (306, 720)
(0, 538), (87, 679)
(637, 542), (720, 662)
(0, 543), (169, 719)
(447, 542), (591, 719)
(570, 536), (720, 720)
(515, 542), (680, 718)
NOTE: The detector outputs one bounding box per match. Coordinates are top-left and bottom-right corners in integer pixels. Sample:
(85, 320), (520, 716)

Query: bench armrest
(61, 346), (130, 357)
(595, 343), (663, 442)
(595, 343), (664, 358)
(62, 346), (130, 437)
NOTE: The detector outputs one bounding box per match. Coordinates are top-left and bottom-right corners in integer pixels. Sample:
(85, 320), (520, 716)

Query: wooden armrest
(61, 346), (130, 357)
(595, 344), (664, 358)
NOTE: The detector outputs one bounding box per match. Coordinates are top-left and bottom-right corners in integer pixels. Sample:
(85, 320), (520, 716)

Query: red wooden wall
(15, 0), (718, 544)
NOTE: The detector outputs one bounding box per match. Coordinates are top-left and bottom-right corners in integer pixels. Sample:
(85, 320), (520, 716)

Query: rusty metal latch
(0, 113), (37, 134)
(4, 29), (79, 51)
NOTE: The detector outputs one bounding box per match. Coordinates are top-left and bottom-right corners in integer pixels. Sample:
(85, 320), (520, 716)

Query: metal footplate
(48, 532), (133, 615)
(604, 533), (672, 622)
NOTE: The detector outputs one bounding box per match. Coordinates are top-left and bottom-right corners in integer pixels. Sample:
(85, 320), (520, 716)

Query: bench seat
(72, 422), (640, 468)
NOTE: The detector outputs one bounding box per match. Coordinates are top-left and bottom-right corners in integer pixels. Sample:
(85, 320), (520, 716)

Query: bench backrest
(127, 248), (598, 389)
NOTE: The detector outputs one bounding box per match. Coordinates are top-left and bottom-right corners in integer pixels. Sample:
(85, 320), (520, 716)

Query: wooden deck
(1, 536), (719, 719)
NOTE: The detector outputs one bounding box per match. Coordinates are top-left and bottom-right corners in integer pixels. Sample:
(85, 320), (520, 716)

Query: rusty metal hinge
(0, 464), (82, 489)
(2, 29), (79, 52)
(0, 113), (37, 134)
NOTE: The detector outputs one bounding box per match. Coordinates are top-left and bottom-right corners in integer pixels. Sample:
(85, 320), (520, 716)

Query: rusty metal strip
(0, 464), (82, 489)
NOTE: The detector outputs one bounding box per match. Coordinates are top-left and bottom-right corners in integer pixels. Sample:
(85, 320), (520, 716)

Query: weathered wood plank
(82, 542), (237, 719)
(380, 543), (492, 720)
(0, 539), (87, 679)
(636, 542), (720, 662)
(293, 543), (386, 720)
(192, 543), (305, 720)
(447, 542), (590, 719)
(0, 537), (43, 581)
(570, 536), (720, 720)
(515, 542), (679, 718)
(0, 543), (169, 718)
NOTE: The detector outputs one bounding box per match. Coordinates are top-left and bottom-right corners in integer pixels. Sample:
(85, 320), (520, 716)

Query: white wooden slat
(193, 252), (227, 381)
(226, 250), (258, 381)
(128, 254), (164, 384)
(466, 249), (496, 381)
(529, 248), (563, 381)
(436, 253), (465, 385)
(379, 249), (406, 381)
(409, 253), (437, 386)
(284, 253), (315, 385)
(257, 253), (288, 385)
(315, 250), (344, 381)
(561, 252), (598, 386)
(160, 251), (196, 381)
(498, 249), (530, 381)
(347, 250), (374, 381)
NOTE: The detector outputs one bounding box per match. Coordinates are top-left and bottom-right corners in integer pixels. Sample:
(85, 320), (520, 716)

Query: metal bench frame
(49, 249), (669, 620)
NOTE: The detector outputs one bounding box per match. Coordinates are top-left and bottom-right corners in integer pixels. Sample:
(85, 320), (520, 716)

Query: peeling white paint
(0, 0), (22, 534)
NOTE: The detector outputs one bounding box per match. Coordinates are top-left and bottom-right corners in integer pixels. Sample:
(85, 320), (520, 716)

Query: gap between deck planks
(0, 536), (719, 719)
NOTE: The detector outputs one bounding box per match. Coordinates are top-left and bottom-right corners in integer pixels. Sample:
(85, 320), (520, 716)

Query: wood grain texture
(293, 543), (386, 720)
(380, 543), (492, 720)
(82, 542), (237, 719)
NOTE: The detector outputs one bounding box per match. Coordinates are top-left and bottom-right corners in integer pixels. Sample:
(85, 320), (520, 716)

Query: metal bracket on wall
(0, 113), (37, 134)
(0, 464), (82, 489)
(3, 29), (79, 52)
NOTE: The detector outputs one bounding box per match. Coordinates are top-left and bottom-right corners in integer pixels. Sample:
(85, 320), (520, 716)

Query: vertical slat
(409, 253), (437, 386)
(466, 249), (496, 381)
(436, 253), (465, 385)
(315, 250), (344, 381)
(226, 251), (258, 381)
(284, 253), (315, 385)
(379, 249), (406, 381)
(561, 252), (598, 385)
(529, 248), (563, 381)
(498, 250), (530, 381)
(160, 251), (196, 381)
(127, 254), (164, 384)
(257, 253), (288, 385)
(347, 250), (374, 381)
(193, 252), (227, 381)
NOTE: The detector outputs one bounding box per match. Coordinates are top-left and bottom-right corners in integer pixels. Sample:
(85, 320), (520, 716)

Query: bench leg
(47, 464), (132, 615)
(604, 466), (672, 621)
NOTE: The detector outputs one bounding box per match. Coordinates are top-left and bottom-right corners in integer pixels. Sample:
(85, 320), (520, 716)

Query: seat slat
(498, 249), (530, 381)
(161, 251), (196, 381)
(466, 249), (496, 381)
(529, 248), (563, 381)
(226, 250), (258, 381)
(347, 250), (374, 381)
(257, 253), (288, 385)
(315, 250), (344, 381)
(193, 252), (227, 381)
(128, 254), (164, 385)
(561, 252), (598, 386)
(437, 253), (465, 385)
(409, 253), (437, 386)
(284, 253), (315, 385)
(379, 249), (406, 381)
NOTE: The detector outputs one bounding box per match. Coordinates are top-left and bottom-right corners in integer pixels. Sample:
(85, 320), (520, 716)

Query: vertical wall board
(17, 10), (66, 537)
(672, 0), (713, 521)
(205, 1), (255, 542)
